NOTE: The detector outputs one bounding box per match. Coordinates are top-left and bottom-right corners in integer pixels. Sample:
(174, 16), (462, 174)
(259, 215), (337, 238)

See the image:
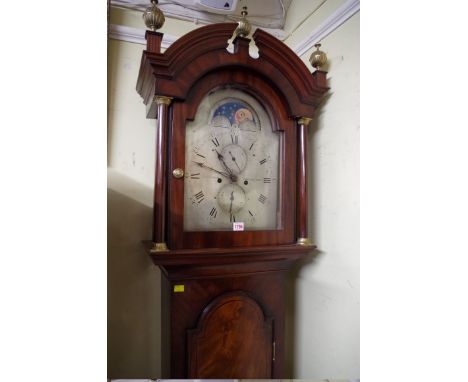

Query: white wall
(108, 6), (359, 380)
(108, 39), (155, 186)
(290, 12), (360, 379)
(108, 38), (162, 379)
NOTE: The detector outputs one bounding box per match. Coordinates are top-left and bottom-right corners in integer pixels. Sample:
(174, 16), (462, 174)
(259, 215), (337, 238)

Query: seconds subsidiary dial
(184, 89), (280, 231)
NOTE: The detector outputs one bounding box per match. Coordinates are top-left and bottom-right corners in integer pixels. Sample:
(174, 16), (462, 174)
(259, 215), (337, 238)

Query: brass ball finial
(235, 6), (252, 38)
(309, 43), (328, 70)
(143, 0), (165, 31)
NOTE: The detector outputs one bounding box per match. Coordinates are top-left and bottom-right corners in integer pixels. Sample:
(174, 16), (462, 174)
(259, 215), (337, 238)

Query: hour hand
(215, 149), (230, 171)
(214, 149), (237, 182)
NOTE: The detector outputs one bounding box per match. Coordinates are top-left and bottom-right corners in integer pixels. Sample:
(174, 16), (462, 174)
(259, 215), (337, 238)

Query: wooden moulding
(136, 23), (329, 118)
(143, 241), (316, 279)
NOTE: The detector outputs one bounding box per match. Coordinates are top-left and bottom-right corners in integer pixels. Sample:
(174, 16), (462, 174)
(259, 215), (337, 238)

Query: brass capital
(150, 242), (168, 252)
(154, 96), (173, 106)
(297, 237), (314, 246)
(297, 117), (313, 127)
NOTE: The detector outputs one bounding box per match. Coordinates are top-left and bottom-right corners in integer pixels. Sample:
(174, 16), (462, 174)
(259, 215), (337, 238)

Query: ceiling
(109, 0), (360, 54)
(111, 0), (319, 30)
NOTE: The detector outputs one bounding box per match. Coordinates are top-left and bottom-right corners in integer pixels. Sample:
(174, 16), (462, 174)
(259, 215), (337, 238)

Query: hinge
(272, 341), (276, 362)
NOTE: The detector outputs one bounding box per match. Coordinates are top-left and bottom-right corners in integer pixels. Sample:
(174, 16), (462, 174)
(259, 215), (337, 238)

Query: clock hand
(214, 149), (232, 173)
(214, 150), (237, 182)
(229, 191), (234, 214)
(192, 161), (231, 179)
(228, 151), (241, 172)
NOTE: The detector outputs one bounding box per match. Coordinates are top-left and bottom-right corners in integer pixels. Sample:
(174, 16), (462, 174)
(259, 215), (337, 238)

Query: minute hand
(192, 161), (231, 179)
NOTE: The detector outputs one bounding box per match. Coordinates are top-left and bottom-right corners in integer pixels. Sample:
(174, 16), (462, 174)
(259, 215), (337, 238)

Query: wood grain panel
(187, 292), (273, 378)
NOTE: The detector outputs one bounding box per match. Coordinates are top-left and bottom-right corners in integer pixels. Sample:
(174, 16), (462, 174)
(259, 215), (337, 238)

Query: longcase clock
(136, 18), (328, 378)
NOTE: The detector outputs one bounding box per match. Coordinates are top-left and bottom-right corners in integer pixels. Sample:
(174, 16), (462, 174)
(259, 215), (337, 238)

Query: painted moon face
(239, 119), (259, 132)
(235, 108), (253, 124)
(211, 115), (231, 128)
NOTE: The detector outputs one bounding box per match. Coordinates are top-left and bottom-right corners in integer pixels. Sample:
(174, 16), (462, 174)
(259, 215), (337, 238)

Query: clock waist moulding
(136, 22), (328, 378)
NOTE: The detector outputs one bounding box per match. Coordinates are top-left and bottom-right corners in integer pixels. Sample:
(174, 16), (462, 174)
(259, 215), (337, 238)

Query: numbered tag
(233, 222), (245, 231)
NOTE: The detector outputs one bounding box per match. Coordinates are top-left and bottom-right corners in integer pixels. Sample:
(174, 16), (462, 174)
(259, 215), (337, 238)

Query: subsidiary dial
(217, 184), (246, 214)
(220, 144), (247, 175)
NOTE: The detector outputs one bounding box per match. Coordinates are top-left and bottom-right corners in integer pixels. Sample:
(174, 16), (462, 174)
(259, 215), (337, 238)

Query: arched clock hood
(136, 23), (328, 119)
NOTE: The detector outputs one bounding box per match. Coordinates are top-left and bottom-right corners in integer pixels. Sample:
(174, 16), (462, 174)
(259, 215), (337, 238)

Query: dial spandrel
(184, 89), (280, 231)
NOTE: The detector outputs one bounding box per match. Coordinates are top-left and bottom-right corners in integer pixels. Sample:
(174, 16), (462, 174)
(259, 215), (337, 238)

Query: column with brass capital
(151, 96), (173, 252)
(296, 117), (314, 246)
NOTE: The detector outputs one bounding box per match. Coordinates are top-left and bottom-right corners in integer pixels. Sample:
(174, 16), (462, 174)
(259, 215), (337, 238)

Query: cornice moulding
(109, 0), (359, 56)
(293, 0), (360, 57)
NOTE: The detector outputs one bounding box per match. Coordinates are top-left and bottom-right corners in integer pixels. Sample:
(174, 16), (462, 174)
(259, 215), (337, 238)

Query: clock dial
(184, 89), (280, 231)
(219, 144), (247, 175)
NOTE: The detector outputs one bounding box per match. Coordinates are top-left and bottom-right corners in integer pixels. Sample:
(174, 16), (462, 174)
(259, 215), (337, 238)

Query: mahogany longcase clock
(136, 20), (328, 379)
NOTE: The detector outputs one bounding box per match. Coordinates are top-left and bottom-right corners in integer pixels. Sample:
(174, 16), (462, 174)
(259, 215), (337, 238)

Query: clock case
(136, 23), (328, 378)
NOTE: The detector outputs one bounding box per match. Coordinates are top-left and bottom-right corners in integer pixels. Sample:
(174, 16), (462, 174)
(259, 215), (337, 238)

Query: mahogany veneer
(136, 22), (328, 379)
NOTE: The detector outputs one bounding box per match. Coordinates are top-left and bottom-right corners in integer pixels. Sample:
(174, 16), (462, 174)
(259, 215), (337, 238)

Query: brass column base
(150, 242), (169, 252)
(296, 237), (314, 246)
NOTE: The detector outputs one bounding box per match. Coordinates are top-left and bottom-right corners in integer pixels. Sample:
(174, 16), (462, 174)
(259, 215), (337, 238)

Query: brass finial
(235, 6), (252, 38)
(143, 0), (165, 31)
(309, 43), (327, 70)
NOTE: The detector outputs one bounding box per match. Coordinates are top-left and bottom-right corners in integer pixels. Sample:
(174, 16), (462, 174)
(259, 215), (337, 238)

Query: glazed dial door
(184, 89), (280, 231)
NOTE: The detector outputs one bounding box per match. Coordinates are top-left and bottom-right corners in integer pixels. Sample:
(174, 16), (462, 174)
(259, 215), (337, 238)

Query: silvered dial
(184, 89), (279, 231)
